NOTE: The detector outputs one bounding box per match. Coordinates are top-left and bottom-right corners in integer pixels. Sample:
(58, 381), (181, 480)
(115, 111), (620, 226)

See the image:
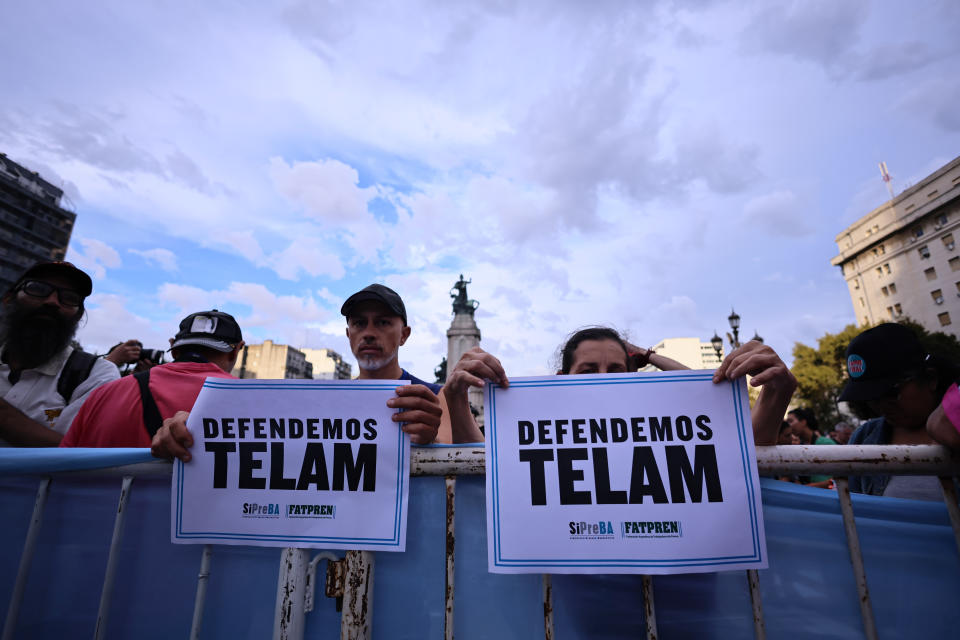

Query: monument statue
(450, 274), (479, 316)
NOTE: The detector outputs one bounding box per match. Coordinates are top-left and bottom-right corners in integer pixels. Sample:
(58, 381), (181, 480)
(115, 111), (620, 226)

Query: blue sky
(2, 0), (959, 377)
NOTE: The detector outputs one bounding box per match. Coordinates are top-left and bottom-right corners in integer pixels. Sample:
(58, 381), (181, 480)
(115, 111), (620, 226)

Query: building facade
(301, 348), (352, 380)
(233, 340), (313, 379)
(0, 154), (76, 291)
(640, 337), (723, 372)
(832, 156), (960, 336)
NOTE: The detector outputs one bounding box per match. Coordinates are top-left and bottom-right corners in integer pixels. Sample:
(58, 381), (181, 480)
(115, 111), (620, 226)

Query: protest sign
(485, 370), (766, 574)
(172, 378), (409, 551)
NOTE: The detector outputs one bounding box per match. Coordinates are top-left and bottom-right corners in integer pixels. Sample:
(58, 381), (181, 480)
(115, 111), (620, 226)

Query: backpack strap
(57, 350), (99, 403)
(134, 370), (164, 438)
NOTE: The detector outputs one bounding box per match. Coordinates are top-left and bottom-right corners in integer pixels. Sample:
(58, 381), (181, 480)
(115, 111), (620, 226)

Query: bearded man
(0, 262), (119, 446)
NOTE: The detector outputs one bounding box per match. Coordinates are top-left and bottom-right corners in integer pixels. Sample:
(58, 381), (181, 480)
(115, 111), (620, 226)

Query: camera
(140, 348), (164, 364)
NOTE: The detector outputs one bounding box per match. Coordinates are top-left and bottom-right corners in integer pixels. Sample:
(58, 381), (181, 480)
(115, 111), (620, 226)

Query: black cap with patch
(171, 309), (243, 353)
(838, 323), (926, 402)
(340, 284), (407, 325)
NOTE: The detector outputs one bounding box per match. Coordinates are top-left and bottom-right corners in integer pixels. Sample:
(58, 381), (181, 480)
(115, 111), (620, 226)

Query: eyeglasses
(16, 280), (83, 308)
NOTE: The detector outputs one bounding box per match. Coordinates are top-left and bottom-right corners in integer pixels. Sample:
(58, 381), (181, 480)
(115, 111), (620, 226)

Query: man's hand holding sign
(158, 379), (435, 551)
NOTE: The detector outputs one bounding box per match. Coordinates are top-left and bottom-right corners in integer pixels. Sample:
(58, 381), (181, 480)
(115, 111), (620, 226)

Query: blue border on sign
(174, 380), (407, 547)
(488, 372), (763, 568)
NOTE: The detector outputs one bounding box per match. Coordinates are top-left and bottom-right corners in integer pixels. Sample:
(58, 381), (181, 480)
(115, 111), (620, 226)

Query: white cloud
(269, 157), (373, 223)
(129, 248), (178, 272)
(68, 238), (121, 280)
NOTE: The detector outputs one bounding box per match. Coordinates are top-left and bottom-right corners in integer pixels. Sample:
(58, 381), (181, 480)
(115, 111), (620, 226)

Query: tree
(790, 319), (960, 427)
(791, 324), (865, 428)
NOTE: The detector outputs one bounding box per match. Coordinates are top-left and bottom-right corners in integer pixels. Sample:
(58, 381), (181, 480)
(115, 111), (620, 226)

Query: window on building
(876, 266), (883, 278)
(859, 297), (866, 308)
(944, 234), (955, 250)
(932, 289), (944, 305)
(881, 286), (889, 296)
(889, 282), (897, 294)
(956, 281), (960, 295)
(873, 224), (879, 233)
(939, 312), (952, 326)
(884, 263), (891, 274)
(925, 267), (937, 281)
(854, 279), (861, 290)
(913, 226), (924, 238)
(887, 306), (894, 319)
(894, 303), (903, 316)
(919, 246), (931, 259)
(952, 257), (960, 272)
(878, 244), (885, 254)
(939, 213), (949, 226)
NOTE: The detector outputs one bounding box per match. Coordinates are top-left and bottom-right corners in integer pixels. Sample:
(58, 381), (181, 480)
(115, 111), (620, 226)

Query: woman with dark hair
(841, 323), (960, 499)
(438, 325), (797, 445)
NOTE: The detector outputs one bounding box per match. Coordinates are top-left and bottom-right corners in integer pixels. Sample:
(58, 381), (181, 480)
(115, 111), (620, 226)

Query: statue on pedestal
(451, 274), (479, 316)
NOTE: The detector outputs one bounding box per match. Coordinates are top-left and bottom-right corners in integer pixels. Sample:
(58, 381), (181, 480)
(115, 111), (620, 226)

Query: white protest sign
(172, 378), (409, 551)
(485, 370), (766, 574)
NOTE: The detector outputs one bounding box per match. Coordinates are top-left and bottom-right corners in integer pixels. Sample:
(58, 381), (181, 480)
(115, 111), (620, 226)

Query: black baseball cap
(340, 284), (407, 324)
(170, 310), (243, 353)
(838, 323), (926, 402)
(10, 261), (93, 297)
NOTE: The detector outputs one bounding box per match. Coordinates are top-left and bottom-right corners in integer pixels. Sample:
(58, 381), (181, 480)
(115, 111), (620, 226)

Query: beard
(0, 302), (80, 370)
(357, 348), (398, 372)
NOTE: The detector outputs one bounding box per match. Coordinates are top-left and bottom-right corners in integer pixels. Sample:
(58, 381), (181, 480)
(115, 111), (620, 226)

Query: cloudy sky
(3, 0), (959, 378)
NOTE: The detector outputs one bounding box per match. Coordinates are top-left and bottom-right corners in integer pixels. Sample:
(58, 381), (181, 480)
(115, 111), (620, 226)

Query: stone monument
(446, 274), (483, 425)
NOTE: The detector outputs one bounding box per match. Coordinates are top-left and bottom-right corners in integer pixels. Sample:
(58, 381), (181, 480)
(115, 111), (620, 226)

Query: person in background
(0, 261), (118, 446)
(61, 310), (243, 448)
(439, 326), (797, 446)
(785, 408), (835, 488)
(829, 421), (854, 445)
(842, 323), (959, 500)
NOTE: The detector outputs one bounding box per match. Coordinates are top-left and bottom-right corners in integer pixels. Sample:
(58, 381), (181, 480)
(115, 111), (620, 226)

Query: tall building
(233, 340), (313, 379)
(832, 156), (960, 336)
(640, 337), (724, 372)
(0, 154), (76, 291)
(301, 348), (352, 380)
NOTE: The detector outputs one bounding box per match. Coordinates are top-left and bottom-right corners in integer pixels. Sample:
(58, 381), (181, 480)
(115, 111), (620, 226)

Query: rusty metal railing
(4, 445), (959, 640)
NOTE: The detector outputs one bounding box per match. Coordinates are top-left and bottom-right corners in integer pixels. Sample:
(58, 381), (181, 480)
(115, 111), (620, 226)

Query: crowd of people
(3, 260), (960, 502)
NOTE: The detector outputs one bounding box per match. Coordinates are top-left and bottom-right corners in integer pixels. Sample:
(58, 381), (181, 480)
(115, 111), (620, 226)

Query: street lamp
(727, 309), (741, 348)
(710, 332), (723, 362)
(752, 331), (764, 344)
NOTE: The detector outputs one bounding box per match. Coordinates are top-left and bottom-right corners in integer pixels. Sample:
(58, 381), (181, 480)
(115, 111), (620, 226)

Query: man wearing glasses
(0, 261), (119, 446)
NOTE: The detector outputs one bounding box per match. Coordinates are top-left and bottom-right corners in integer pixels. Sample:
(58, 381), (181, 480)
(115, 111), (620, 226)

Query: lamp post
(727, 309), (741, 349)
(710, 332), (723, 363)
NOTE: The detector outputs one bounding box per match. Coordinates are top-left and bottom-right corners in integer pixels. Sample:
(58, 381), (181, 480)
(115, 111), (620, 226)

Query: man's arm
(437, 347), (505, 444)
(152, 410), (194, 461)
(713, 341), (797, 445)
(0, 398), (62, 446)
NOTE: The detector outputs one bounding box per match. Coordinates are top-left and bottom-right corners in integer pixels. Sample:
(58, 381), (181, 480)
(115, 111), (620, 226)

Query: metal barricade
(3, 445), (960, 639)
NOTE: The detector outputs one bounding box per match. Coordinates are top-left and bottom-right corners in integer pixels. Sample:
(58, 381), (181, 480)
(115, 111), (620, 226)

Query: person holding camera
(60, 310), (243, 447)
(104, 339), (164, 374)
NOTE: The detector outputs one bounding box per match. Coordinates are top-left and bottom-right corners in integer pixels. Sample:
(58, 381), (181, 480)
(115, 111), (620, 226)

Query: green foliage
(791, 324), (865, 427)
(790, 318), (960, 427)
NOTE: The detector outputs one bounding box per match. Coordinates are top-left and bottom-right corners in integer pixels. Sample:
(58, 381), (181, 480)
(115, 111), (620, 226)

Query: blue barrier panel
(2, 451), (960, 639)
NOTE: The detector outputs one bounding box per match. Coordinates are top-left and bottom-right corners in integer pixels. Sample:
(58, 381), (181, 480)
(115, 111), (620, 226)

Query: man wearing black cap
(0, 261), (119, 446)
(61, 310), (244, 448)
(340, 283), (442, 444)
(842, 323), (956, 498)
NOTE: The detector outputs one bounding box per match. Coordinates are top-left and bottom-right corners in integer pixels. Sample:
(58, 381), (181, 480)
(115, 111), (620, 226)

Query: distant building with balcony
(640, 337), (724, 372)
(301, 348), (352, 380)
(831, 156), (960, 336)
(0, 154), (75, 291)
(233, 340), (313, 379)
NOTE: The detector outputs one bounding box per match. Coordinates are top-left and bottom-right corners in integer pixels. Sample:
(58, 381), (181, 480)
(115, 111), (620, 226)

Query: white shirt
(0, 345), (120, 445)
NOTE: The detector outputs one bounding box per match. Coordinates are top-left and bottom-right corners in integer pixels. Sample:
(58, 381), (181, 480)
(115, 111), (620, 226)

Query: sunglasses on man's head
(16, 280), (83, 308)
